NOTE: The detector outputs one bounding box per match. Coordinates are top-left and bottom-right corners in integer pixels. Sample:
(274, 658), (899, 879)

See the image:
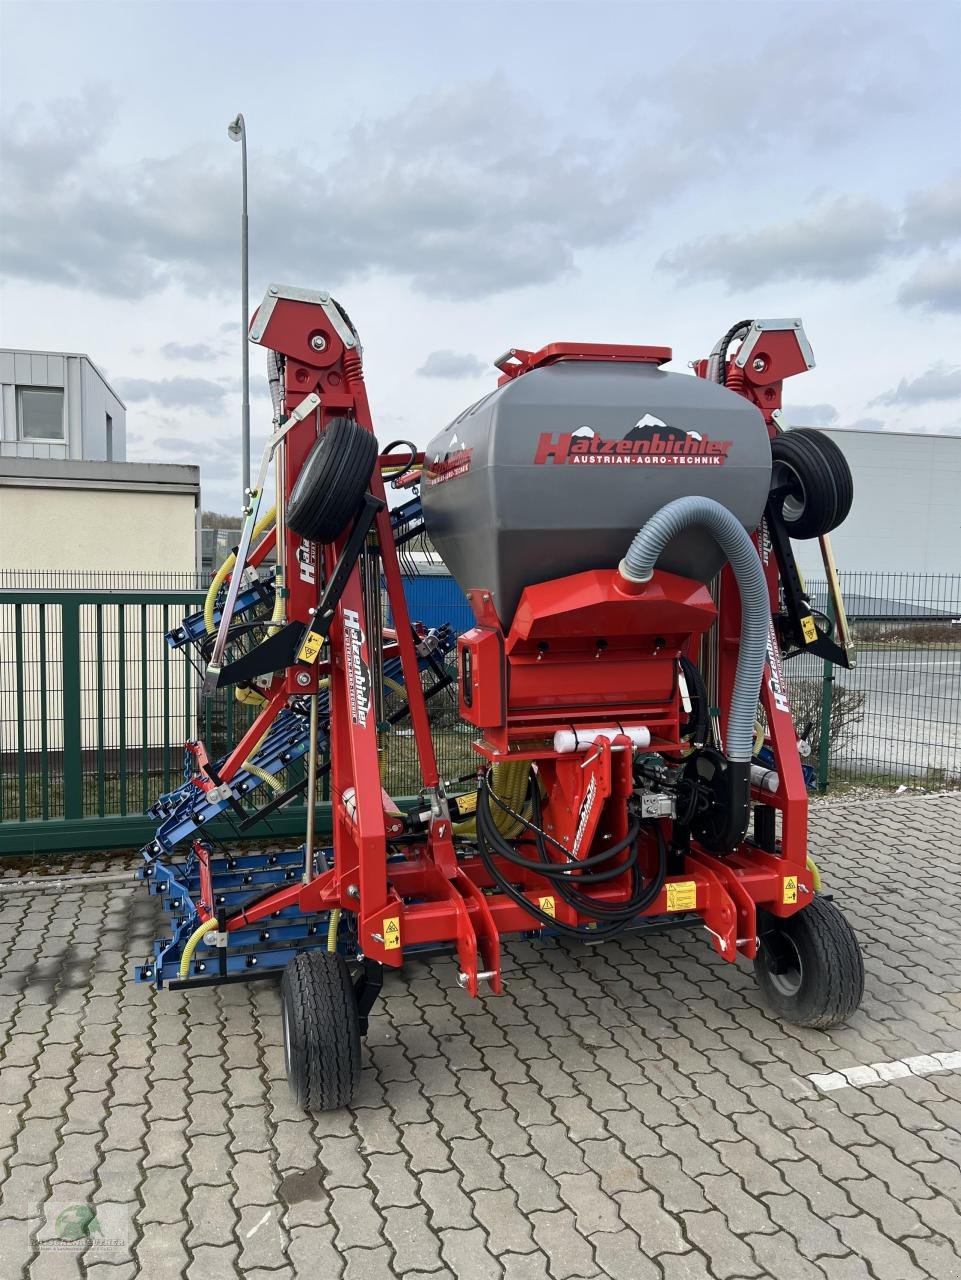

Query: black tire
(754, 895), (864, 1029)
(790, 428), (854, 528)
(281, 950), (361, 1112)
(286, 418), (378, 544)
(769, 429), (852, 539)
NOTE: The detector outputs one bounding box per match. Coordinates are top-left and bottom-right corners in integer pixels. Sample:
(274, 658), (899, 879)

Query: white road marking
(808, 1050), (961, 1093)
(246, 1209), (273, 1238)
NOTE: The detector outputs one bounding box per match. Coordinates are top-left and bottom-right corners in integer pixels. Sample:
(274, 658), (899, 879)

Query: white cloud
(897, 256), (961, 314)
(784, 404), (839, 426)
(658, 197), (900, 289)
(416, 350), (488, 379)
(115, 375), (231, 411)
(160, 341), (222, 362)
(901, 172), (961, 247)
(873, 364), (961, 406)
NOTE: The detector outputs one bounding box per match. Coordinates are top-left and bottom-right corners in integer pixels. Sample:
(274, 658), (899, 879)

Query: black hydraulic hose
(708, 319), (752, 385)
(679, 655), (709, 746)
(475, 777), (668, 937)
(529, 784), (667, 920)
(484, 778), (640, 877)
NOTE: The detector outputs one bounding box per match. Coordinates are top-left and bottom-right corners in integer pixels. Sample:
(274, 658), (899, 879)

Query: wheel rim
(772, 460), (806, 523)
(764, 930), (804, 997)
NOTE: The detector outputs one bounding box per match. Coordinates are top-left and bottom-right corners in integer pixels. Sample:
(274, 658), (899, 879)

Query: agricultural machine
(137, 286), (863, 1110)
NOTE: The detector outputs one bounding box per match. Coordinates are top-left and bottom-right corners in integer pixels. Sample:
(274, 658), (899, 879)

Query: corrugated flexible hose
(619, 496), (770, 763)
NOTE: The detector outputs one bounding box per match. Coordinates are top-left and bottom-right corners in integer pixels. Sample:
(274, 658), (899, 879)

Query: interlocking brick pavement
(1, 793), (960, 1278)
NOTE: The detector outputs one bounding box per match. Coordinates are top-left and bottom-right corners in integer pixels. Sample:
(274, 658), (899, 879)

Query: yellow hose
(241, 726), (285, 795)
(327, 908), (341, 952)
(244, 762), (285, 794)
(179, 918), (219, 979)
(806, 855), (823, 892)
(454, 760), (532, 838)
(203, 505), (277, 634)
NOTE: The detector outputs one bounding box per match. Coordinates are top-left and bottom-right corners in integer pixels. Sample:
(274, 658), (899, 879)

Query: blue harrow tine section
(137, 844), (338, 988)
(166, 577), (276, 651)
(137, 493), (458, 990)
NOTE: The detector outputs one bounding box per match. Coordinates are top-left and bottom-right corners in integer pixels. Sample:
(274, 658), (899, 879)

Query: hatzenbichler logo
(534, 413), (733, 467)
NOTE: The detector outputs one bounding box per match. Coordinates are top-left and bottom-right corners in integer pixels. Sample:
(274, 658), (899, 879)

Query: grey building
(793, 428), (961, 579)
(0, 348), (126, 462)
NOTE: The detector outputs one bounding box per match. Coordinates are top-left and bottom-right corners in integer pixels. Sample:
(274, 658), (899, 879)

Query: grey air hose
(618, 496), (770, 765)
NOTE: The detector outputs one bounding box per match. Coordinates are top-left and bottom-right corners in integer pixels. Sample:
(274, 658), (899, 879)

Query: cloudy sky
(1, 0), (959, 513)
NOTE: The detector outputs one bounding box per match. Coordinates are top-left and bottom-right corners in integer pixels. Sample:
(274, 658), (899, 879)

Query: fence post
(60, 598), (84, 820)
(817, 599), (835, 794)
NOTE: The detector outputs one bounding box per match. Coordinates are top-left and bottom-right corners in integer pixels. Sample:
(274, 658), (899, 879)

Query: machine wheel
(769, 429), (852, 539)
(281, 950), (361, 1112)
(286, 417), (378, 544)
(754, 895), (864, 1028)
(790, 428), (853, 527)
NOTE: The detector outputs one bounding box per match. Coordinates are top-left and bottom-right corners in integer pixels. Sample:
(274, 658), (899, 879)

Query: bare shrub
(789, 678), (866, 756)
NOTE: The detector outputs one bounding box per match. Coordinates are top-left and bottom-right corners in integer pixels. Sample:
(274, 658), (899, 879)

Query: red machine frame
(196, 293), (816, 996)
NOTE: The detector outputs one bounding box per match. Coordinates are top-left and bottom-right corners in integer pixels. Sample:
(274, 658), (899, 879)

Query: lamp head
(227, 114), (244, 142)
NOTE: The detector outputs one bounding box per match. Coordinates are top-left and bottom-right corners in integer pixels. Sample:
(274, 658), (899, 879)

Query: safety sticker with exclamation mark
(383, 917), (401, 950)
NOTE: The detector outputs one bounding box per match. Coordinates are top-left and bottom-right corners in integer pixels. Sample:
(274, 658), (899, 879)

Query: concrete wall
(0, 349), (126, 462)
(793, 429), (961, 579)
(0, 460), (201, 760)
(0, 459), (200, 572)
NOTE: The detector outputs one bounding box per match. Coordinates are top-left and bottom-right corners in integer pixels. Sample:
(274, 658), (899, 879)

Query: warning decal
(538, 896), (556, 918)
(783, 876), (798, 905)
(297, 631), (324, 664)
(666, 881), (697, 912)
(801, 615), (818, 643)
(383, 917), (401, 950)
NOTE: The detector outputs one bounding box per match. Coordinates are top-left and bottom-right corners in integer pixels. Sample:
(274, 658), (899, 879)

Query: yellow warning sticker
(383, 917), (401, 950)
(783, 876), (798, 905)
(666, 880), (697, 912)
(297, 631), (324, 664)
(538, 895), (556, 918)
(801, 614), (818, 644)
(455, 791), (478, 816)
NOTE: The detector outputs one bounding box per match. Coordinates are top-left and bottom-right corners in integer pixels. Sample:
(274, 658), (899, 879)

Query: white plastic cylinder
(750, 764), (779, 794)
(553, 726), (651, 754)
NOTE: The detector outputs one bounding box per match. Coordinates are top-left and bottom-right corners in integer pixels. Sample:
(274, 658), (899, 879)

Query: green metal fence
(1, 570), (958, 857)
(0, 571), (469, 856)
(798, 573), (961, 789)
(0, 573), (312, 854)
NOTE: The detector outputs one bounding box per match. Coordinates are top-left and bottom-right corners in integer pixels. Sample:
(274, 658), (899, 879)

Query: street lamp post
(227, 113), (250, 506)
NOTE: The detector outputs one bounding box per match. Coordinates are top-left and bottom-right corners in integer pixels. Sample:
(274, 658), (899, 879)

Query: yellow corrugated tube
(203, 505), (277, 634)
(454, 760), (532, 839)
(178, 917), (219, 979)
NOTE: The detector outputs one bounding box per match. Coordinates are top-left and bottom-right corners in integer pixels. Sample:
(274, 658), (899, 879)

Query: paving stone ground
(1, 792), (960, 1279)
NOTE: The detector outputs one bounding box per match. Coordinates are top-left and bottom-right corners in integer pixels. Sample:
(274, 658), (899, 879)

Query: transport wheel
(281, 950), (361, 1112)
(769, 429), (852, 538)
(790, 428), (854, 527)
(754, 895), (864, 1028)
(286, 417), (378, 544)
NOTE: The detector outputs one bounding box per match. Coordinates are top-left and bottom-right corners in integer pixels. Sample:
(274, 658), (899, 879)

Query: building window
(105, 412), (114, 461)
(18, 387), (65, 441)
